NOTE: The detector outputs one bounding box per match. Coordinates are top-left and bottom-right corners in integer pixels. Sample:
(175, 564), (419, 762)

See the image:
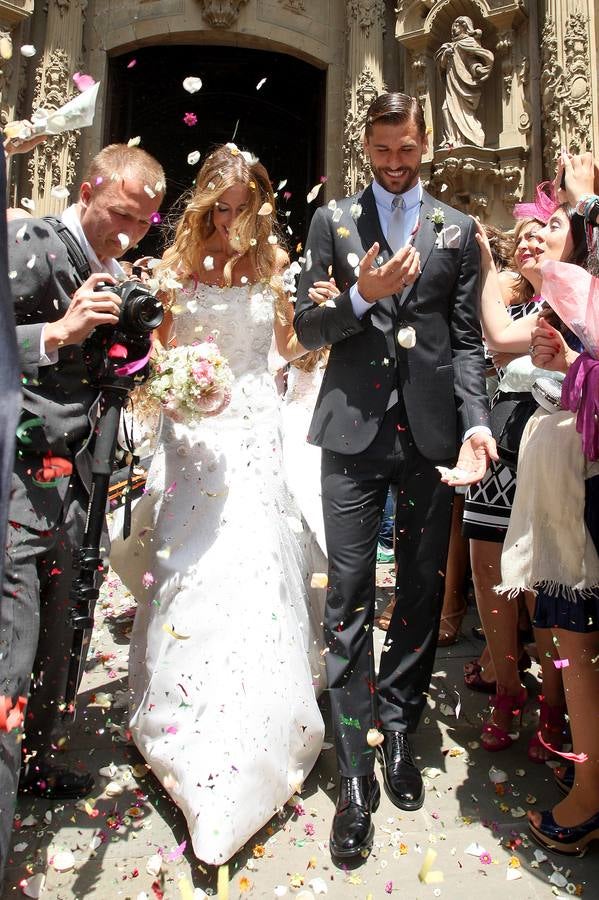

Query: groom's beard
(370, 162), (421, 196)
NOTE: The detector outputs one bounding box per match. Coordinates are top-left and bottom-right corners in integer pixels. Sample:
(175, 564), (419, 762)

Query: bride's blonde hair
(158, 144), (283, 289)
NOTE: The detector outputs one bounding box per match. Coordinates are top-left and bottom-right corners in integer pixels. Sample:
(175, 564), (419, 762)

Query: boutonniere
(427, 207), (445, 228)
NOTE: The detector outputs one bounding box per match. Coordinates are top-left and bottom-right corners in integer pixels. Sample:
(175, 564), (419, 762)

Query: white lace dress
(109, 282), (324, 865)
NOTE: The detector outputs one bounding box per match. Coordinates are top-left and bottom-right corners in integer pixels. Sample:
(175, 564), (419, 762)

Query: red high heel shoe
(528, 700), (570, 763)
(481, 687), (528, 752)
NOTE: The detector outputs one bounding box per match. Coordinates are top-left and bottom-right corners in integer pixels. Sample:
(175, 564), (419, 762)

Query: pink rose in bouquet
(142, 337), (234, 423)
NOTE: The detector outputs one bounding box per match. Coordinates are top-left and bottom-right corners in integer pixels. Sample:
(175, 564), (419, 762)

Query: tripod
(63, 374), (139, 717)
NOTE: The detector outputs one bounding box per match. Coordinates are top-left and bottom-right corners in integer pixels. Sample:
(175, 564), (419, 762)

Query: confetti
(21, 874), (45, 898)
(183, 112), (197, 127)
(117, 233), (129, 251)
(310, 572), (327, 589)
(553, 658), (570, 668)
(217, 865), (229, 899)
(51, 850), (75, 872)
(256, 77), (267, 90)
(162, 623), (191, 640)
(489, 765), (508, 784)
(366, 728), (384, 747)
(347, 252), (360, 269)
(182, 76), (202, 93)
(50, 186), (69, 200)
(128, 136), (141, 147)
(127, 58), (137, 68)
(418, 848), (444, 884)
(20, 45), (36, 57)
(21, 197), (35, 211)
(307, 183), (323, 204)
(203, 256), (214, 271)
(258, 202), (273, 216)
(73, 72), (96, 92)
(187, 150), (201, 165)
(397, 325), (416, 348)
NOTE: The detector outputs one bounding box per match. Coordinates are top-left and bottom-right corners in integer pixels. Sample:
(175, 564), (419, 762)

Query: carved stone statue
(435, 16), (494, 148)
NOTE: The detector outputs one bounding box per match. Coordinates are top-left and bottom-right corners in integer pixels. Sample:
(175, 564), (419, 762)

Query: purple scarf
(561, 351), (599, 460)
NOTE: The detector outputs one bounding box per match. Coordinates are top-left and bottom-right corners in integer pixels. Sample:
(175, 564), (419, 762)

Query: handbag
(489, 392), (538, 472)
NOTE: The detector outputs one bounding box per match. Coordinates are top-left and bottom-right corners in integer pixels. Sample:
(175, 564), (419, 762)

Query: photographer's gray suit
(294, 185), (489, 774)
(0, 218), (98, 876)
(0, 155), (24, 885)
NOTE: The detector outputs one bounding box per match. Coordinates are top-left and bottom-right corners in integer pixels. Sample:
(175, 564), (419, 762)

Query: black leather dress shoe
(19, 761), (95, 799)
(377, 731), (424, 810)
(329, 774), (380, 861)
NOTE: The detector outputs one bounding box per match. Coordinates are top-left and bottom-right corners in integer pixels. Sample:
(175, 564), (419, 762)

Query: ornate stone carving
(343, 66), (379, 194)
(435, 16), (494, 148)
(495, 31), (513, 101)
(517, 57), (531, 135)
(197, 0), (249, 29)
(411, 53), (428, 110)
(28, 49), (78, 197)
(562, 11), (592, 155)
(346, 0), (386, 39)
(279, 0), (305, 12)
(428, 147), (525, 219)
(540, 16), (565, 175)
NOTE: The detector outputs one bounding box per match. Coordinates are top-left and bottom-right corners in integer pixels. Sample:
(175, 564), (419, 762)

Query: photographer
(0, 144), (165, 880)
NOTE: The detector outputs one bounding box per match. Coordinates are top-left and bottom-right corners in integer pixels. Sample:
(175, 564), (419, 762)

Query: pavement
(1, 566), (598, 900)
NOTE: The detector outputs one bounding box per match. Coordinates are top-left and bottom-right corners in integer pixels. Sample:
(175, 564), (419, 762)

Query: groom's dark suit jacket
(294, 185), (489, 460)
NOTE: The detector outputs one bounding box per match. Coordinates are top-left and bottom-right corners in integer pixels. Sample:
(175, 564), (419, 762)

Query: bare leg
(470, 538), (522, 746)
(529, 628), (599, 827)
(438, 494), (469, 645)
(524, 593), (567, 762)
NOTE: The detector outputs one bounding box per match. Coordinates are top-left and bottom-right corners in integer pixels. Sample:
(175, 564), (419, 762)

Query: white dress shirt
(39, 205), (125, 365)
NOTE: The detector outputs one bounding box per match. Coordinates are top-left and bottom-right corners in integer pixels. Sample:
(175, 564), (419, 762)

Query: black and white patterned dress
(462, 298), (543, 543)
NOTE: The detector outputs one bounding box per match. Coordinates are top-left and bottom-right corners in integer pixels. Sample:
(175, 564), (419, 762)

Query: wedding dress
(109, 281), (324, 865)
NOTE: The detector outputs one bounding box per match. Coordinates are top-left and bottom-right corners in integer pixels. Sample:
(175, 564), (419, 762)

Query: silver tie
(386, 194), (406, 254)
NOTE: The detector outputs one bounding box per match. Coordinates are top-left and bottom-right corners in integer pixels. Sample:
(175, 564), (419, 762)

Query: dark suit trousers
(321, 405), (454, 776)
(0, 477), (87, 876)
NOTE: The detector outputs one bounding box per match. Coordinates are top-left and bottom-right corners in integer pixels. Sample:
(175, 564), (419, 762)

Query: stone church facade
(0, 0), (597, 229)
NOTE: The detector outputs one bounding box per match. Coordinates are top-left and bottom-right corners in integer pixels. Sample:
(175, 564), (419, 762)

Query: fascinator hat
(513, 181), (560, 223)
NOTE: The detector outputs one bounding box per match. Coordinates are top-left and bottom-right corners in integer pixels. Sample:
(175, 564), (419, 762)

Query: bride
(109, 144), (324, 865)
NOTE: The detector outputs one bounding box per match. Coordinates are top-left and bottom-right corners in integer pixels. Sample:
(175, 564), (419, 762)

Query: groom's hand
(443, 432), (498, 487)
(357, 242), (421, 303)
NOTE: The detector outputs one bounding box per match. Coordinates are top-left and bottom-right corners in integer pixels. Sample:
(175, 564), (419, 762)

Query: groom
(294, 92), (495, 861)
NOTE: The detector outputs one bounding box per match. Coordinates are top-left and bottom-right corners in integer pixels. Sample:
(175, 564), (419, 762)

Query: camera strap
(43, 216), (92, 287)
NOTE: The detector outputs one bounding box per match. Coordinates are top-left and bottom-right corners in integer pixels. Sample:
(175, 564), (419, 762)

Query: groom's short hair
(365, 93), (426, 139)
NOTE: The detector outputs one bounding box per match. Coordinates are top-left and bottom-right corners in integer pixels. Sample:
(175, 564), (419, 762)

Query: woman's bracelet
(575, 193), (599, 225)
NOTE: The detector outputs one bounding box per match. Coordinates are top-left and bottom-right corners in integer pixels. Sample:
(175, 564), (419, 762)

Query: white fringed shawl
(498, 409), (599, 600)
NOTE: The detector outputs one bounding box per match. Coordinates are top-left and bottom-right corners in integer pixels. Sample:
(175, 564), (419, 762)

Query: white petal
(20, 45), (36, 58)
(187, 150), (201, 166)
(346, 252), (359, 268)
(51, 186), (69, 200)
(182, 76), (202, 94)
(307, 182), (323, 204)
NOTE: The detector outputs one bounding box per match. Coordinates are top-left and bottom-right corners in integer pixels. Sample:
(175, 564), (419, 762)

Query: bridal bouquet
(142, 338), (234, 423)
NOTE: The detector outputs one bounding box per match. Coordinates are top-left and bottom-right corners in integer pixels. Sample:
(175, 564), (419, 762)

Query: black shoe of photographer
(531, 377), (563, 414)
(329, 774), (380, 862)
(19, 759), (94, 799)
(377, 731), (424, 811)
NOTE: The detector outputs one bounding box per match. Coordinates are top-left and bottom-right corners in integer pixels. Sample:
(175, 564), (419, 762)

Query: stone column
(540, 0), (595, 177)
(343, 0), (386, 194)
(28, 0), (86, 215)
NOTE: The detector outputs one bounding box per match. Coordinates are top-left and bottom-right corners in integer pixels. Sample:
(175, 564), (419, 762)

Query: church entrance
(106, 44), (326, 259)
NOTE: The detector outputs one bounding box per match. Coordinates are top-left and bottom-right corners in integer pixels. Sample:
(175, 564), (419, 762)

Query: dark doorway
(106, 44), (326, 260)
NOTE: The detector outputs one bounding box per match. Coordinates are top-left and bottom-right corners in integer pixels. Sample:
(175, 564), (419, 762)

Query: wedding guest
(0, 144), (165, 884)
(109, 143), (324, 865)
(475, 188), (590, 759)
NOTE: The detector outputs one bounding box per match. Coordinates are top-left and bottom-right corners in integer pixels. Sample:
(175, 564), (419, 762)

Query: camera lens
(117, 282), (164, 335)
